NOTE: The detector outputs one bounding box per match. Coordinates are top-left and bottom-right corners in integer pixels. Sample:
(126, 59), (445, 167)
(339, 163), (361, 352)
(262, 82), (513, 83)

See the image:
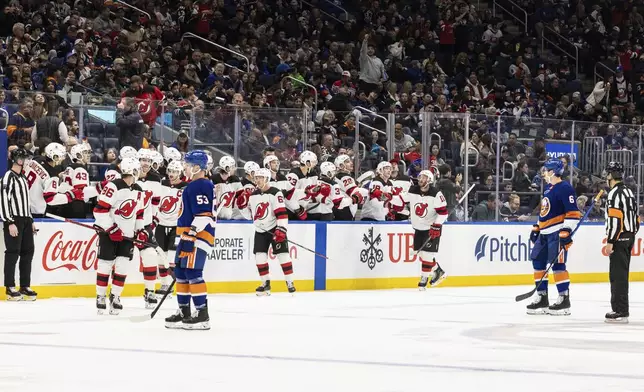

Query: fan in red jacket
(121, 75), (165, 127)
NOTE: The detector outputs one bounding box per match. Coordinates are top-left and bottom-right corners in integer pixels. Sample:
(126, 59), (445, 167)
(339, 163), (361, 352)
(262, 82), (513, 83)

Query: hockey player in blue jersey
(527, 159), (581, 316)
(165, 150), (216, 330)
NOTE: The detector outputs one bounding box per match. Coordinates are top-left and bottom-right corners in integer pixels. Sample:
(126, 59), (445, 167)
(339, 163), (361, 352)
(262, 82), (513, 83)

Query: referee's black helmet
(10, 148), (30, 164)
(606, 161), (624, 179)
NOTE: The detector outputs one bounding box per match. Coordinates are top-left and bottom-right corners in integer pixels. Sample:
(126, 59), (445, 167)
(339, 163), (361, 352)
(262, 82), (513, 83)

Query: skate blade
(144, 302), (157, 309)
(6, 296), (22, 302)
(605, 318), (629, 324)
(21, 296), (36, 302)
(165, 322), (185, 329)
(256, 291), (271, 297)
(548, 309), (571, 316)
(430, 273), (447, 287)
(418, 286), (427, 291)
(526, 308), (550, 315)
(97, 308), (106, 315)
(182, 321), (211, 330)
(109, 309), (121, 315)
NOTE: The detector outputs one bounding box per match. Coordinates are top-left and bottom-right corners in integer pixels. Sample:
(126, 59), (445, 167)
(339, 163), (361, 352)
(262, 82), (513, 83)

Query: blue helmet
(184, 150), (209, 170)
(543, 158), (564, 176)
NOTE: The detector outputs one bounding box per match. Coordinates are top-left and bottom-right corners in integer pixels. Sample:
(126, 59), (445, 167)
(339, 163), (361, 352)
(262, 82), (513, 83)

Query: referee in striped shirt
(604, 162), (640, 323)
(0, 148), (38, 301)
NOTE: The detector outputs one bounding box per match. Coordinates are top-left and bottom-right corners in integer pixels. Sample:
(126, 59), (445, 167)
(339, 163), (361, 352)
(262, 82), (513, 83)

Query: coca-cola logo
(42, 231), (99, 272)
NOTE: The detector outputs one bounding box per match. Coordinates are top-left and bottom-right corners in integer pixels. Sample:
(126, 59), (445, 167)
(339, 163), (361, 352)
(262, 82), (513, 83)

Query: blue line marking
(314, 222), (327, 290)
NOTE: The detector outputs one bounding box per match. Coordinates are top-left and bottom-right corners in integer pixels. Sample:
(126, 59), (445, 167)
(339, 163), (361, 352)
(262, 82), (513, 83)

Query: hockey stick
(412, 183), (477, 258)
(130, 278), (176, 322)
(255, 226), (329, 260)
(45, 213), (158, 248)
(514, 189), (604, 302)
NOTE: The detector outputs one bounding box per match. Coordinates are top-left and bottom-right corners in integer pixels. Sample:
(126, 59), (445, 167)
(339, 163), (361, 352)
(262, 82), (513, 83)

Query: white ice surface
(1, 283), (644, 392)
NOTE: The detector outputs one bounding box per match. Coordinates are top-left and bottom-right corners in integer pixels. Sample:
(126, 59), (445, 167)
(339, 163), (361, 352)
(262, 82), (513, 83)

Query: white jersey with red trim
(287, 167), (318, 212)
(248, 186), (288, 232)
(136, 170), (163, 228)
(104, 164), (122, 181)
(307, 178), (352, 215)
(23, 157), (71, 215)
(61, 163), (100, 202)
(393, 185), (448, 230)
(157, 179), (188, 227)
(212, 173), (242, 220)
(391, 174), (414, 217)
(360, 175), (394, 221)
(270, 172), (304, 214)
(93, 179), (144, 238)
(335, 172), (368, 216)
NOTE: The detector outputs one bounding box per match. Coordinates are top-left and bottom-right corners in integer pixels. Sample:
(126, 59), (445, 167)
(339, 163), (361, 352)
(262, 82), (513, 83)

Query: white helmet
(299, 150), (318, 168)
(376, 161), (392, 176)
(244, 161), (260, 176)
(206, 155), (214, 171)
(166, 160), (183, 180)
(263, 155), (280, 172)
(120, 157), (141, 177)
(418, 170), (435, 185)
(320, 161), (337, 178)
(334, 154), (351, 170)
(70, 143), (91, 163)
(357, 171), (375, 186)
(254, 168), (271, 180)
(163, 147), (182, 163)
(137, 148), (153, 160)
(45, 142), (66, 164)
(151, 151), (164, 170)
(219, 156), (236, 174)
(119, 146), (137, 160)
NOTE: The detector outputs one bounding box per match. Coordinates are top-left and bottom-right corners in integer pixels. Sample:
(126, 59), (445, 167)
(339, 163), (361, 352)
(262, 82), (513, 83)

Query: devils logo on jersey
(254, 202), (270, 220)
(159, 196), (180, 214)
(392, 186), (403, 195)
(221, 192), (235, 208)
(142, 190), (153, 207)
(116, 199), (137, 219)
(414, 202), (429, 218)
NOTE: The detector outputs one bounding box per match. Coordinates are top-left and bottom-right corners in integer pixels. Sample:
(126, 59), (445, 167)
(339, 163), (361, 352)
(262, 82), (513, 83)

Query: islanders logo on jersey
(414, 203), (429, 218)
(540, 197), (551, 218)
(254, 202), (270, 220)
(116, 199), (138, 219)
(159, 196), (180, 214)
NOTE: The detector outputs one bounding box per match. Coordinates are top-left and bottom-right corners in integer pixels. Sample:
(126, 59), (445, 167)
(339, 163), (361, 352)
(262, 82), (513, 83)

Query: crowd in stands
(3, 0), (644, 221)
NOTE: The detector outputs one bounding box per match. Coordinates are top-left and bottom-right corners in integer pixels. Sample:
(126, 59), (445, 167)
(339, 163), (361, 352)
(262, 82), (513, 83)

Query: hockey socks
(419, 252), (436, 278)
(553, 271), (570, 294)
(257, 263), (270, 282)
(142, 266), (157, 291)
(111, 273), (126, 296)
(533, 270), (548, 292)
(280, 262), (293, 283)
(174, 267), (191, 308)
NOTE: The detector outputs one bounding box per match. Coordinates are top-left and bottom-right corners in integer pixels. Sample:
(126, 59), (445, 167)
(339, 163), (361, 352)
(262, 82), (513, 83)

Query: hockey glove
(351, 192), (364, 206)
(318, 184), (331, 198)
(72, 187), (85, 201)
(304, 185), (320, 199)
(104, 225), (124, 242)
(530, 224), (540, 243)
(177, 229), (197, 258)
(559, 227), (573, 251)
(95, 179), (108, 194)
(273, 226), (287, 243)
(135, 230), (149, 249)
(236, 189), (250, 209)
(296, 207), (308, 220)
(429, 223), (442, 240)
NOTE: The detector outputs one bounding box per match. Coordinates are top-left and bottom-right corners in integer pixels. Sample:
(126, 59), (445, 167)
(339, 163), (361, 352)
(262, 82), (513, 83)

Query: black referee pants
(3, 217), (35, 288)
(609, 235), (635, 315)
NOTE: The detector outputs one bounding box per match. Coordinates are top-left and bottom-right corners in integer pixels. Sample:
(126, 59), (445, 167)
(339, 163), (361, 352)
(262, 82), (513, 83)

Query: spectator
(7, 99), (34, 148)
(500, 193), (530, 222)
(437, 164), (462, 214)
(172, 132), (189, 154)
(393, 123), (417, 152)
(358, 34), (386, 94)
(31, 112), (68, 146)
(472, 193), (498, 221)
(116, 97), (144, 150)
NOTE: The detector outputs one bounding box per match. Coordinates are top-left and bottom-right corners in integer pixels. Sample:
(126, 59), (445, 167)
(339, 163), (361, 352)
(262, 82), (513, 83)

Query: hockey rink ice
(2, 283), (644, 392)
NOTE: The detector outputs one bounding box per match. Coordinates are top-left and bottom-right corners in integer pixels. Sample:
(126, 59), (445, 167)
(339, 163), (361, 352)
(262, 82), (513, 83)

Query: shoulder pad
(113, 179), (131, 190)
(131, 183), (144, 192)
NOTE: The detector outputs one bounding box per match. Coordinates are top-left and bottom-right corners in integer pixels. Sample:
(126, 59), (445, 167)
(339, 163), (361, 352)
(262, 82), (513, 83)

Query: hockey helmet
(299, 150), (318, 168)
(320, 161), (337, 178)
(45, 142), (67, 165)
(606, 161), (624, 179)
(151, 151), (164, 170)
(334, 154), (352, 171)
(119, 146), (137, 160)
(163, 147), (182, 163)
(418, 170), (435, 186)
(120, 157), (141, 177)
(357, 171), (375, 186)
(254, 168), (271, 181)
(244, 161), (260, 176)
(10, 147), (30, 165)
(263, 155), (280, 172)
(376, 161), (393, 176)
(166, 160), (183, 181)
(543, 158), (565, 176)
(219, 155), (236, 174)
(70, 143), (92, 163)
(184, 150), (210, 170)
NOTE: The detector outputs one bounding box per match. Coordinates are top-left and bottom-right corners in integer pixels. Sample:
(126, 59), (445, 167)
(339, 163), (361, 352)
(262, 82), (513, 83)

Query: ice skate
(548, 294), (571, 316)
(156, 284), (173, 299)
(165, 307), (191, 329)
(256, 280), (271, 296)
(144, 289), (158, 309)
(5, 287), (22, 301)
(286, 281), (296, 294)
(429, 265), (447, 287)
(109, 293), (123, 315)
(418, 276), (428, 291)
(605, 311), (629, 324)
(526, 292), (549, 315)
(182, 307), (210, 330)
(19, 287), (37, 301)
(96, 295), (107, 315)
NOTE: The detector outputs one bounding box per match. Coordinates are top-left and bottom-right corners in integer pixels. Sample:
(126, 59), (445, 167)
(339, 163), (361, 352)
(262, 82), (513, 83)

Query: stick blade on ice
(129, 314), (153, 323)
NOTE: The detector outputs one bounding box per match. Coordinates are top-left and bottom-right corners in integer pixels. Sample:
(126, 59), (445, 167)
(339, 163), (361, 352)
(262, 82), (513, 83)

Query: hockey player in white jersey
(92, 157), (144, 315)
(263, 155), (306, 220)
(248, 168), (296, 295)
(212, 155), (242, 220)
(155, 160), (188, 294)
(159, 146), (182, 179)
(389, 160), (414, 221)
(304, 162), (355, 220)
(333, 154), (368, 220)
(288, 151), (319, 219)
(24, 142), (84, 217)
(391, 170), (449, 288)
(361, 161), (396, 221)
(234, 161), (259, 220)
(135, 148), (164, 308)
(60, 143), (100, 218)
(104, 146), (138, 181)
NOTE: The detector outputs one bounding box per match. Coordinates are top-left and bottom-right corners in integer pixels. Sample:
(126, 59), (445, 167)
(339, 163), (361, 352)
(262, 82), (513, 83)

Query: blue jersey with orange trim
(538, 180), (581, 234)
(176, 177), (216, 269)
